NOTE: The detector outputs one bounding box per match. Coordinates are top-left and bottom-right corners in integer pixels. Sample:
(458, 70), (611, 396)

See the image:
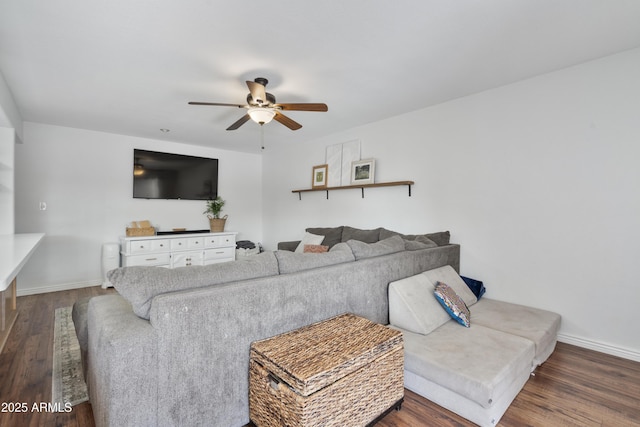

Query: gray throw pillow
(346, 235), (405, 260)
(341, 226), (382, 243)
(274, 242), (355, 274)
(380, 229), (451, 246)
(404, 237), (438, 250)
(305, 226), (344, 248)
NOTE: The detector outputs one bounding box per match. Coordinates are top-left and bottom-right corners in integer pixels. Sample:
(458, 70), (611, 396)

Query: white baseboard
(558, 333), (640, 363)
(16, 280), (102, 297)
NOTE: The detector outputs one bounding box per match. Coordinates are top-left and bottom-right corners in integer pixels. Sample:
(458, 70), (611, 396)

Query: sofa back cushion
(389, 272), (452, 335)
(380, 229), (451, 246)
(404, 236), (438, 250)
(341, 226), (382, 243)
(305, 227), (344, 248)
(346, 235), (405, 260)
(108, 251), (280, 319)
(274, 242), (355, 274)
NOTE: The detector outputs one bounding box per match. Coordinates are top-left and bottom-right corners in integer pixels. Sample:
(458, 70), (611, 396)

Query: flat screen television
(133, 149), (218, 200)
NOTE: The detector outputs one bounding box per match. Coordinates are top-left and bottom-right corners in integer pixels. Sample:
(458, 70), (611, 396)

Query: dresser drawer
(171, 251), (204, 268)
(150, 239), (171, 252)
(130, 240), (152, 254)
(122, 253), (171, 267)
(171, 238), (187, 251)
(204, 234), (236, 248)
(204, 246), (235, 262)
(187, 237), (204, 249)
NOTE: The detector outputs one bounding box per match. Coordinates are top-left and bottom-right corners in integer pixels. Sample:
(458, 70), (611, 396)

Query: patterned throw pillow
(303, 244), (329, 253)
(434, 281), (471, 327)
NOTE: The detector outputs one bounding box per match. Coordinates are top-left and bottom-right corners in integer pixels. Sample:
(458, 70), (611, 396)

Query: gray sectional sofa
(76, 225), (560, 427)
(78, 227), (459, 427)
(388, 265), (561, 426)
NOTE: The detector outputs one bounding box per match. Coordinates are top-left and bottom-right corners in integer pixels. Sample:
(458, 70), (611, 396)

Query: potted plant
(204, 196), (227, 232)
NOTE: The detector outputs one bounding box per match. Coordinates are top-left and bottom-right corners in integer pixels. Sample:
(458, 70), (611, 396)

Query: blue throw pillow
(461, 276), (486, 300)
(434, 282), (470, 327)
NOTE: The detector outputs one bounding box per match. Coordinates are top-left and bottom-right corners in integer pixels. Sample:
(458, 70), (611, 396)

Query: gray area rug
(52, 306), (88, 406)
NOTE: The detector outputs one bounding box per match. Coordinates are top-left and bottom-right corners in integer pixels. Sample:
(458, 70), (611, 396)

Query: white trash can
(101, 242), (120, 288)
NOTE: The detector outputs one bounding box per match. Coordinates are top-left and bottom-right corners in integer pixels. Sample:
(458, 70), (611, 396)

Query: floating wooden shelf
(292, 180), (415, 200)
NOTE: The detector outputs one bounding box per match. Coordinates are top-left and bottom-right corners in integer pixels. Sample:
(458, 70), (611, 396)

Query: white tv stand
(120, 231), (237, 268)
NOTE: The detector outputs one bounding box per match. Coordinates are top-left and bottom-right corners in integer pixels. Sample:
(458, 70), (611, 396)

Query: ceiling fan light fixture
(248, 107), (275, 125)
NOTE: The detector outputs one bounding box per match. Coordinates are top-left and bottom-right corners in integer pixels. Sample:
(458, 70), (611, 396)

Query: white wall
(0, 127), (14, 234)
(15, 122), (263, 293)
(0, 70), (23, 142)
(0, 70), (22, 233)
(262, 48), (640, 360)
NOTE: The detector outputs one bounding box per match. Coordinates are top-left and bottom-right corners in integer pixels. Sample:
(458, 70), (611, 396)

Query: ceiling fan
(189, 77), (328, 131)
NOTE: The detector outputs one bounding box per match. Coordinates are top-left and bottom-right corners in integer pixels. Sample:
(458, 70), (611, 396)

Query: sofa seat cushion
(275, 242), (355, 274)
(400, 322), (535, 409)
(108, 251), (280, 319)
(471, 298), (561, 367)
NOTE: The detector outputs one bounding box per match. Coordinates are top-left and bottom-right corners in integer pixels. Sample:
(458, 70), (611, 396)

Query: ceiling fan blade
(274, 112), (302, 130)
(276, 103), (328, 112)
(226, 114), (251, 131)
(189, 102), (246, 108)
(246, 80), (267, 105)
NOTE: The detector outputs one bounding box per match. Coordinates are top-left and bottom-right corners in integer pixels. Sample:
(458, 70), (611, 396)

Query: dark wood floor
(1, 287), (639, 427)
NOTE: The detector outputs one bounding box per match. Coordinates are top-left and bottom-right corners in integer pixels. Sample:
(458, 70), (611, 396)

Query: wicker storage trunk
(249, 313), (404, 427)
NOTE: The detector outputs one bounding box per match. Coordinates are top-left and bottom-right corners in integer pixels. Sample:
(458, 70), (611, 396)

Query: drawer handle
(216, 251), (225, 254)
(145, 258), (157, 261)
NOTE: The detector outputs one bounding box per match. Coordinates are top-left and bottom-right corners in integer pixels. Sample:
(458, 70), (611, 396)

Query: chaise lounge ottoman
(388, 266), (561, 426)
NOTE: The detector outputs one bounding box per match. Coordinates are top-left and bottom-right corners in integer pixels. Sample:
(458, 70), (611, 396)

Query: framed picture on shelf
(312, 164), (328, 189)
(351, 158), (375, 185)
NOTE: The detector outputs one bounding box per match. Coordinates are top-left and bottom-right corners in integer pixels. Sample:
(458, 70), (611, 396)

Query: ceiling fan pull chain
(260, 124), (265, 150)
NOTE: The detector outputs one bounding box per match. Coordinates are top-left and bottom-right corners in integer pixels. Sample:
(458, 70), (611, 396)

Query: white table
(0, 233), (44, 331)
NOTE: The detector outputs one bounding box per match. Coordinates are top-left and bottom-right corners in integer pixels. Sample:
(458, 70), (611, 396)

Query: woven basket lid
(251, 313), (403, 396)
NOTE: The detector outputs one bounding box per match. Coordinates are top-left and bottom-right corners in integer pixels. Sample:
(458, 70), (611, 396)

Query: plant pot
(209, 215), (228, 232)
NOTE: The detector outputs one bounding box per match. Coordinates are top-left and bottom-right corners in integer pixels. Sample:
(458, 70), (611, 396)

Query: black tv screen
(133, 149), (218, 200)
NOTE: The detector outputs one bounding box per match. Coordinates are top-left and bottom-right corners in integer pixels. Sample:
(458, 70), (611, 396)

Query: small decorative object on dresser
(311, 164), (328, 189)
(126, 220), (155, 236)
(204, 196), (227, 232)
(351, 158), (375, 185)
(249, 313), (404, 427)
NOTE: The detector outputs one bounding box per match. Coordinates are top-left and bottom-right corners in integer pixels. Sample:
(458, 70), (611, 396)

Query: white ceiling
(2, 1), (640, 153)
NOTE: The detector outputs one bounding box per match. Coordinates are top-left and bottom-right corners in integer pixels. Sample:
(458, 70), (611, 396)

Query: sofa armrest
(87, 295), (159, 427)
(277, 240), (300, 251)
